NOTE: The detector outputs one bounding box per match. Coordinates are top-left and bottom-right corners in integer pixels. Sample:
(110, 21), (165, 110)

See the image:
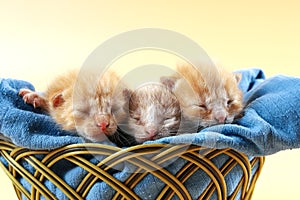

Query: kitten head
(161, 64), (243, 129)
(128, 83), (181, 143)
(48, 70), (130, 142)
(72, 70), (131, 142)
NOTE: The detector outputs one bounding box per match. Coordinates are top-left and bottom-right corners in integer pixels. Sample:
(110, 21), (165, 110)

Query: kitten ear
(160, 76), (178, 90)
(234, 73), (242, 84)
(52, 93), (65, 108)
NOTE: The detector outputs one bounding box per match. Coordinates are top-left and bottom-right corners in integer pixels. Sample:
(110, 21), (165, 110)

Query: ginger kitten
(161, 63), (243, 132)
(19, 69), (130, 142)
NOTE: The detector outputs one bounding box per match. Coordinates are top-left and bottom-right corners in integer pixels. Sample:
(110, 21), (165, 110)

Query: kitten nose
(95, 114), (110, 131)
(146, 128), (157, 137)
(98, 122), (110, 131)
(214, 111), (227, 123)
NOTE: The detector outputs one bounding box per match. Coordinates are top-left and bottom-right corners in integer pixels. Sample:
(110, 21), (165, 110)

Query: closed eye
(227, 99), (234, 106)
(73, 109), (89, 118)
(73, 104), (90, 115)
(165, 116), (174, 120)
(133, 117), (140, 121)
(131, 115), (141, 123)
(193, 104), (207, 110)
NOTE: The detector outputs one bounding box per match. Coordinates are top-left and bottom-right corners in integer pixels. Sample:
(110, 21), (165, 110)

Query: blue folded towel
(0, 78), (86, 150)
(1, 68), (300, 154)
(0, 68), (299, 199)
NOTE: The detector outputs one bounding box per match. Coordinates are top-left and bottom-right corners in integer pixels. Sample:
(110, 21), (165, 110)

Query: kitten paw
(19, 88), (45, 108)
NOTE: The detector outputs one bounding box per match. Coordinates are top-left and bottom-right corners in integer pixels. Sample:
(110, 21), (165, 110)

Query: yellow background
(1, 1), (300, 199)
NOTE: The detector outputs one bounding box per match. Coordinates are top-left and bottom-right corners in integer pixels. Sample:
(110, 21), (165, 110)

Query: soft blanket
(0, 68), (299, 199)
(1, 68), (299, 156)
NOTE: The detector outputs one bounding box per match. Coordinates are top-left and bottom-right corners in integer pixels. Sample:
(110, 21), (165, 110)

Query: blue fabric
(0, 68), (299, 199)
(0, 78), (85, 150)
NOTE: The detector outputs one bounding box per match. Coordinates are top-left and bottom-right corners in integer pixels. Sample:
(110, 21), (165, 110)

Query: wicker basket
(0, 139), (264, 200)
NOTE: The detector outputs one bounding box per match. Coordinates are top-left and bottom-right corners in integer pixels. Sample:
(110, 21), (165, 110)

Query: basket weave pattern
(0, 140), (264, 200)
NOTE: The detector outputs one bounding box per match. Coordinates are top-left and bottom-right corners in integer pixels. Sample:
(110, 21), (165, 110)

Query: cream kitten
(19, 69), (130, 142)
(161, 63), (243, 132)
(126, 83), (181, 143)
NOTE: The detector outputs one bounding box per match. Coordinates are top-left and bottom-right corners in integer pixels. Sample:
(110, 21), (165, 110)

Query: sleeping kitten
(161, 63), (243, 132)
(124, 83), (181, 144)
(19, 69), (130, 142)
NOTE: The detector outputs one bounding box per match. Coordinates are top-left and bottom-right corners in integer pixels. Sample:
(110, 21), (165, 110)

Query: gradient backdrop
(1, 1), (300, 199)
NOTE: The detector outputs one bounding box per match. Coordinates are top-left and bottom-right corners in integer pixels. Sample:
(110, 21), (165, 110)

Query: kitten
(19, 69), (130, 142)
(161, 63), (243, 132)
(124, 83), (181, 144)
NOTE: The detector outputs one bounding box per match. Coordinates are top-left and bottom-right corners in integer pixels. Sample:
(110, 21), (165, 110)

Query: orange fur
(45, 70), (78, 130)
(161, 63), (243, 130)
(20, 69), (130, 142)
